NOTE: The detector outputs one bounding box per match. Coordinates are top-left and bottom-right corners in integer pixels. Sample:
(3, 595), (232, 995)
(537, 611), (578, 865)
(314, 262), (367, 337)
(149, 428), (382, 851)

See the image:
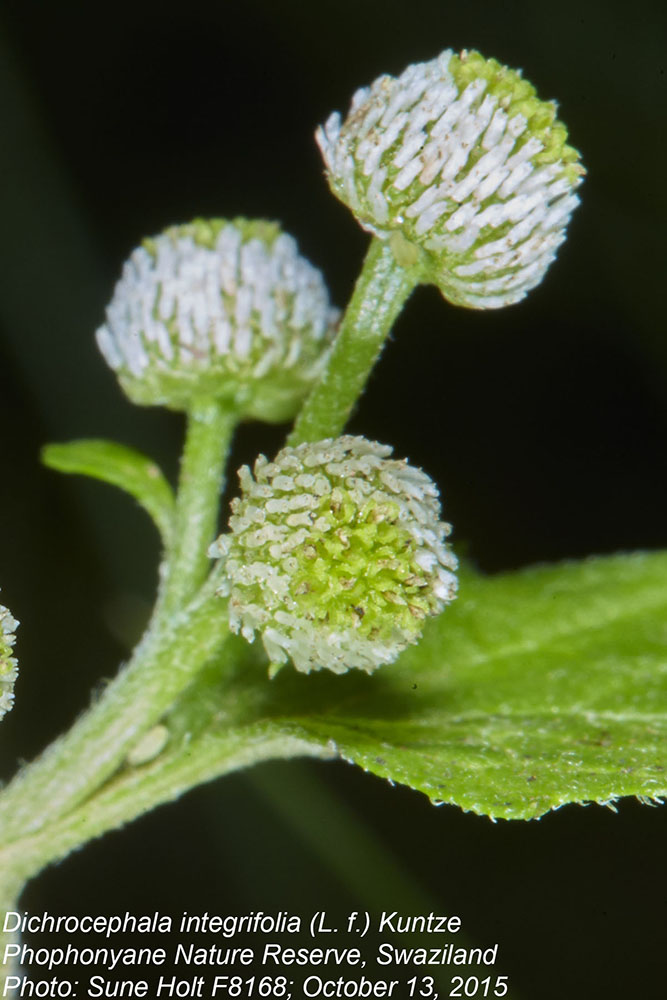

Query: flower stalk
(157, 397), (237, 617)
(289, 238), (417, 444)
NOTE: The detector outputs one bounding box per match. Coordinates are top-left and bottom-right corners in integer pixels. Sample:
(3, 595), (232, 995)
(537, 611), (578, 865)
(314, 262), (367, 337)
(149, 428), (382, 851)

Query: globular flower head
(0, 600), (18, 721)
(211, 436), (458, 675)
(317, 48), (584, 309)
(97, 218), (339, 421)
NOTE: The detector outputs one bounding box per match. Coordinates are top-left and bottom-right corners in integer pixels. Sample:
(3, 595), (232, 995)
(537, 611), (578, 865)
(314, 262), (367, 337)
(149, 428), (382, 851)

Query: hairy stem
(0, 586), (228, 847)
(0, 847), (44, 989)
(0, 729), (332, 925)
(289, 237), (416, 445)
(0, 397), (237, 847)
(27, 733), (330, 869)
(158, 397), (237, 616)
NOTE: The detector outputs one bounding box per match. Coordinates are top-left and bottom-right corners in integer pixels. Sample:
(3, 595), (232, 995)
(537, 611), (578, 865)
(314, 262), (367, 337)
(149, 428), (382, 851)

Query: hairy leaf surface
(119, 551), (667, 822)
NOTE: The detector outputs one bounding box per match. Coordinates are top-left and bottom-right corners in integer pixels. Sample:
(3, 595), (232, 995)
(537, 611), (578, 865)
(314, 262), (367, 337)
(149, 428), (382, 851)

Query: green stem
(11, 731), (330, 872)
(0, 846), (43, 989)
(288, 237), (417, 445)
(0, 583), (228, 848)
(158, 397), (237, 616)
(0, 729), (332, 927)
(0, 397), (237, 847)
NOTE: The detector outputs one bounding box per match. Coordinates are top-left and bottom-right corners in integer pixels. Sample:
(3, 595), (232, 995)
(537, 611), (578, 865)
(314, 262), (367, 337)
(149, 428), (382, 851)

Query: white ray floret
(96, 219), (339, 420)
(317, 48), (584, 309)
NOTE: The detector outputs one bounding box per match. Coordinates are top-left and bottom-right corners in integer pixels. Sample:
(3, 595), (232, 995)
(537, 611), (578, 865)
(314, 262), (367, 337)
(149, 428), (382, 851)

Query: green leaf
(90, 551), (667, 830)
(42, 439), (175, 545)
(135, 550), (667, 823)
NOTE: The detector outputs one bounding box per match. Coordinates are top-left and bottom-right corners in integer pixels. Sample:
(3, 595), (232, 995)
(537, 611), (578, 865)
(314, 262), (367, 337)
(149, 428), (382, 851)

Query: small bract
(211, 436), (458, 675)
(97, 218), (339, 421)
(317, 48), (584, 309)
(0, 600), (19, 721)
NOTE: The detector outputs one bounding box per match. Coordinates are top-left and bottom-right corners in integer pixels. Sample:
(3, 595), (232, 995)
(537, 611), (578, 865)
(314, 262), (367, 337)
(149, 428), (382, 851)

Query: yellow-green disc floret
(317, 48), (584, 309)
(0, 600), (18, 721)
(96, 218), (339, 421)
(212, 436), (458, 675)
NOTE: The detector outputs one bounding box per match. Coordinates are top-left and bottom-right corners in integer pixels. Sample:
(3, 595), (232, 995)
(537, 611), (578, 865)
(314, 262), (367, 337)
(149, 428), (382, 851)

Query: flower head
(97, 218), (339, 420)
(317, 48), (584, 309)
(212, 436), (457, 675)
(0, 600), (19, 721)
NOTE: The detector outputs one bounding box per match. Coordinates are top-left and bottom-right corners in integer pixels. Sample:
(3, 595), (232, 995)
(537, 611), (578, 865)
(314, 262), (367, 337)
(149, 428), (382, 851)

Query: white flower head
(212, 435), (458, 675)
(0, 600), (19, 721)
(317, 49), (585, 309)
(97, 218), (339, 420)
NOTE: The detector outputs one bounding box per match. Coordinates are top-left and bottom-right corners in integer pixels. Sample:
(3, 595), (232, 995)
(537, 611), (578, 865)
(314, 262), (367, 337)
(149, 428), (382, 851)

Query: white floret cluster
(0, 601), (19, 721)
(97, 219), (339, 420)
(317, 48), (584, 309)
(211, 436), (458, 675)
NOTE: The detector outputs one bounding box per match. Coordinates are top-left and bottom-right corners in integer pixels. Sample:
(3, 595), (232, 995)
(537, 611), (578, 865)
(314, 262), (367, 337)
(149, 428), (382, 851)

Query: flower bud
(317, 49), (584, 309)
(97, 218), (339, 421)
(212, 436), (458, 675)
(0, 601), (18, 721)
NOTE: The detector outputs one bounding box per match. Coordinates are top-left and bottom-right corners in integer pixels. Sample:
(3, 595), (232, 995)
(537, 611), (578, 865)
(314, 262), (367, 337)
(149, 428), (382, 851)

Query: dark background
(1, 1), (666, 997)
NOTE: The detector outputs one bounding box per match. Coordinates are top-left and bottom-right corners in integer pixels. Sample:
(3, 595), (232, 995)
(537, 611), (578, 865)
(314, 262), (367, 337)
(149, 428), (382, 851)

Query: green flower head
(96, 218), (339, 421)
(0, 600), (19, 721)
(317, 48), (584, 309)
(211, 436), (458, 675)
